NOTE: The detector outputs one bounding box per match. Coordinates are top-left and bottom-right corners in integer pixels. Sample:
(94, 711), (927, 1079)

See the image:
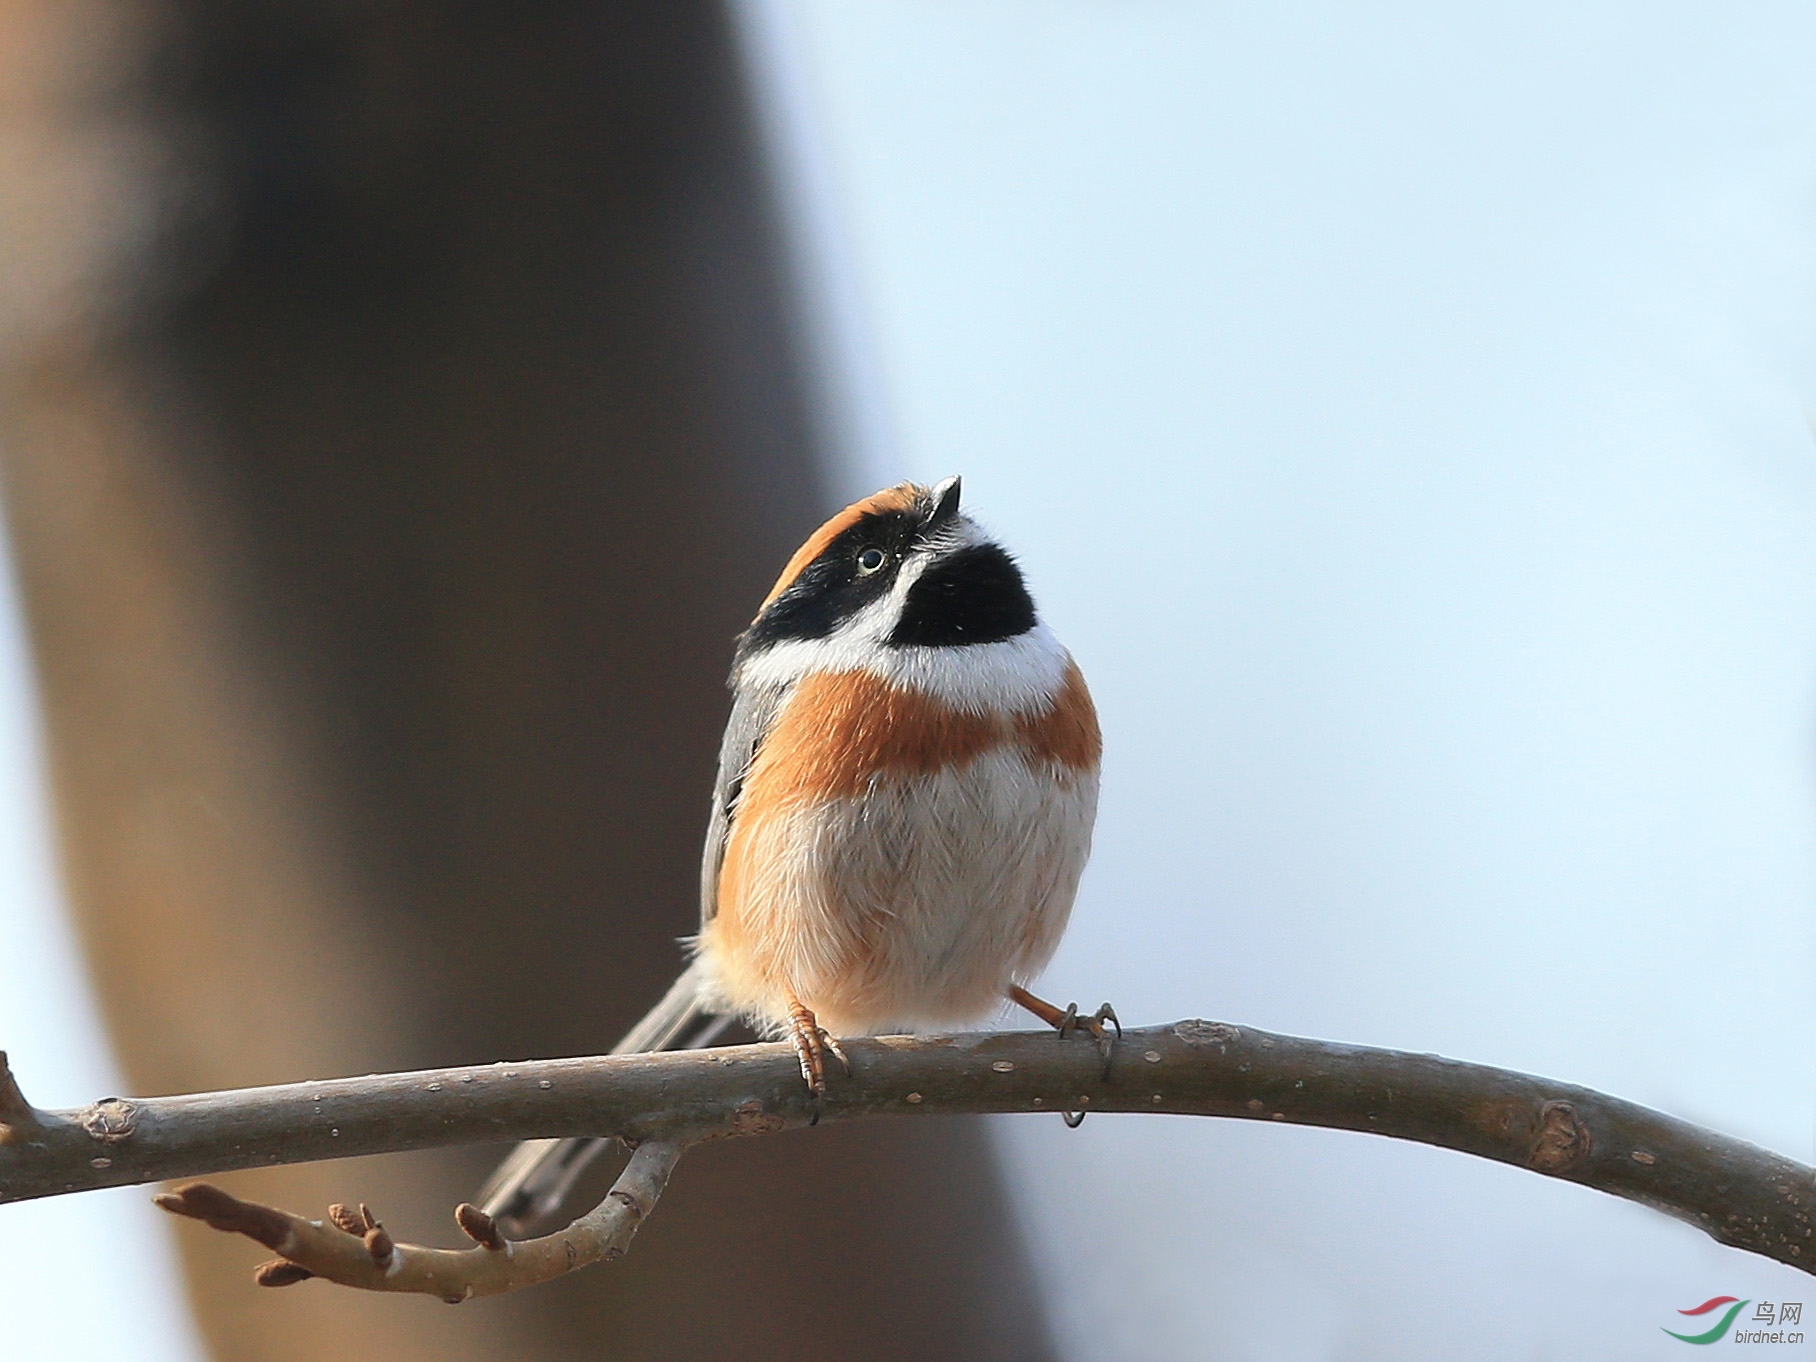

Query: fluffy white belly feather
(698, 748), (1098, 1035)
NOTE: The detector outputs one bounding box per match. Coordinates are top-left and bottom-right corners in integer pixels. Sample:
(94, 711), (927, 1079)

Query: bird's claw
(1005, 986), (1121, 1124)
(786, 1001), (849, 1124)
(1057, 1000), (1121, 1080)
(1056, 1001), (1119, 1127)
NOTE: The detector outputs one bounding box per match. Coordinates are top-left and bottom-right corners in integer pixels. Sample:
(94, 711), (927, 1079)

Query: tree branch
(154, 1140), (683, 1302)
(0, 1051), (44, 1144)
(2, 1021), (1811, 1293)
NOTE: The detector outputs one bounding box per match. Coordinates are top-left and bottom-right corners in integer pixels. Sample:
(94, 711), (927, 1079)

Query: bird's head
(737, 478), (1038, 667)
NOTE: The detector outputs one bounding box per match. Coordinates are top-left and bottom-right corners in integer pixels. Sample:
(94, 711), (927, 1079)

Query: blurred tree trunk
(0, 3), (1054, 1358)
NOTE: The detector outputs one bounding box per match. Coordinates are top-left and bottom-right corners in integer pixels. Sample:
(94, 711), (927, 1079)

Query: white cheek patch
(873, 626), (1072, 712)
(738, 622), (1071, 715)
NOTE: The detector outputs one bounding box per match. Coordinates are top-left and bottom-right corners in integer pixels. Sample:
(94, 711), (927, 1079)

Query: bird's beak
(927, 476), (962, 529)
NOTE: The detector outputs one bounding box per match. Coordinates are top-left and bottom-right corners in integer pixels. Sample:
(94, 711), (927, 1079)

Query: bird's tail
(474, 961), (730, 1235)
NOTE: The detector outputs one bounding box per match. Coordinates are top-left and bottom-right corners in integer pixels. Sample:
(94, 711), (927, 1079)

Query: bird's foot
(785, 998), (849, 1122)
(1007, 985), (1121, 1090)
(1056, 1000), (1121, 1050)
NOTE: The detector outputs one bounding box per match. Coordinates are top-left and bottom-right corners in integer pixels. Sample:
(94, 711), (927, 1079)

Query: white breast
(696, 747), (1099, 1035)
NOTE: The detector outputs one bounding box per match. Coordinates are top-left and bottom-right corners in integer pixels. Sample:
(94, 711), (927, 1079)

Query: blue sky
(741, 3), (1816, 1356)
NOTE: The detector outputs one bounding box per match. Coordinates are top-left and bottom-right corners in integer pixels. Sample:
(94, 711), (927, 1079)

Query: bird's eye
(856, 547), (887, 575)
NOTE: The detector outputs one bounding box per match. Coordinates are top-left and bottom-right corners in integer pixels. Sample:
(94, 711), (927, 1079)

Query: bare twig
(155, 1140), (683, 1301)
(0, 1053), (43, 1145)
(2, 1021), (1812, 1281)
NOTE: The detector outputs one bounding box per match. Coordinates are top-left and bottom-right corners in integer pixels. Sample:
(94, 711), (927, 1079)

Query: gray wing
(699, 677), (793, 927)
(476, 678), (791, 1234)
(474, 963), (730, 1233)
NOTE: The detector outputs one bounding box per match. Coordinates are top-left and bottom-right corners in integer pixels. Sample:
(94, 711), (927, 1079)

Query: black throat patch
(888, 544), (1036, 648)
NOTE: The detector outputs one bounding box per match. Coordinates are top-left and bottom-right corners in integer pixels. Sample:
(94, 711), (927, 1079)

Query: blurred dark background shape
(0, 2), (1051, 1357)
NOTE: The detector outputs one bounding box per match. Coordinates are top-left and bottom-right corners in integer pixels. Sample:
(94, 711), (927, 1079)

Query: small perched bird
(479, 478), (1108, 1230)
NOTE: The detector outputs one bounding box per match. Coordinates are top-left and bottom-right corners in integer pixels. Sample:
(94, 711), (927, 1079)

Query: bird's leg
(784, 995), (850, 1110)
(1008, 984), (1120, 1082)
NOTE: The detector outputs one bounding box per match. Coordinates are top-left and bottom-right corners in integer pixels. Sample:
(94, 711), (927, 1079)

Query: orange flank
(1016, 660), (1101, 771)
(736, 663), (1099, 809)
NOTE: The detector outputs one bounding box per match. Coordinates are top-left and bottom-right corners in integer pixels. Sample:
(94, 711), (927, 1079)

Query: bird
(477, 477), (1110, 1232)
